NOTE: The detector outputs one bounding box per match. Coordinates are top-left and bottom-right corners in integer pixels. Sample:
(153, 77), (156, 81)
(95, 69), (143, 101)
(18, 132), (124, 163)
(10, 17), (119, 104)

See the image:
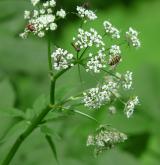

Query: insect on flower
(26, 24), (35, 32)
(108, 55), (121, 66)
(71, 42), (81, 52)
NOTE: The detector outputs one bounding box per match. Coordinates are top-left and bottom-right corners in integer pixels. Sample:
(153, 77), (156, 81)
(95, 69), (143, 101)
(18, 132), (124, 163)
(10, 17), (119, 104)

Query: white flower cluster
(87, 125), (127, 155)
(76, 6), (97, 20)
(124, 96), (139, 118)
(126, 27), (141, 48)
(83, 80), (118, 109)
(103, 21), (120, 39)
(51, 48), (74, 70)
(73, 28), (104, 50)
(86, 48), (106, 73)
(20, 0), (66, 39)
(122, 71), (133, 90)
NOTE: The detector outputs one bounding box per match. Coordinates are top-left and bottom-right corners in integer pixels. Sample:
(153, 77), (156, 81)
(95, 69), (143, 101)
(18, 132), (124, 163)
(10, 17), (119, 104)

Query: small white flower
(40, 9), (46, 15)
(43, 1), (49, 8)
(103, 21), (120, 39)
(86, 48), (106, 73)
(33, 10), (39, 17)
(124, 96), (139, 118)
(51, 48), (74, 70)
(108, 106), (117, 114)
(31, 0), (40, 6)
(50, 23), (57, 30)
(126, 27), (141, 48)
(77, 6), (97, 20)
(56, 9), (66, 18)
(19, 31), (28, 39)
(47, 8), (53, 14)
(122, 71), (133, 90)
(38, 31), (45, 38)
(50, 0), (56, 7)
(24, 11), (30, 19)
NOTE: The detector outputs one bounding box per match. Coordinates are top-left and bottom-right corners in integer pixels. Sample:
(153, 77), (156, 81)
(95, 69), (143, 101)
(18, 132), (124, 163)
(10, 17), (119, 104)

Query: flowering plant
(2, 0), (141, 164)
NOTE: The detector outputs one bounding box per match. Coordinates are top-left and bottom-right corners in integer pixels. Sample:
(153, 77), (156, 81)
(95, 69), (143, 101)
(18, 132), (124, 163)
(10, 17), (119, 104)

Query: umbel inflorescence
(20, 0), (66, 38)
(20, 0), (141, 156)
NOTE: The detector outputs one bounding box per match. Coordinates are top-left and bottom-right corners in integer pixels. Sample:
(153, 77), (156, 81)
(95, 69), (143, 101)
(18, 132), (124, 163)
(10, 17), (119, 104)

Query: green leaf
(45, 135), (59, 164)
(40, 125), (55, 136)
(24, 95), (48, 121)
(25, 108), (36, 121)
(0, 108), (25, 118)
(33, 94), (48, 115)
(40, 125), (61, 141)
(0, 79), (15, 109)
(98, 149), (140, 165)
(0, 121), (29, 145)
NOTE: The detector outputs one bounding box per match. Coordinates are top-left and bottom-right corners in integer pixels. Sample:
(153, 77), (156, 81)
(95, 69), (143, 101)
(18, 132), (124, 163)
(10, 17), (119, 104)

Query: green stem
(47, 34), (56, 105)
(101, 68), (121, 80)
(48, 33), (52, 73)
(79, 47), (88, 59)
(50, 77), (56, 104)
(2, 106), (51, 165)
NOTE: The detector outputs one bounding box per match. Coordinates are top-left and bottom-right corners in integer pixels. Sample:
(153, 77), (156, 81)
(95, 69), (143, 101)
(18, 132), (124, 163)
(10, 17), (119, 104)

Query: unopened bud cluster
(87, 125), (127, 155)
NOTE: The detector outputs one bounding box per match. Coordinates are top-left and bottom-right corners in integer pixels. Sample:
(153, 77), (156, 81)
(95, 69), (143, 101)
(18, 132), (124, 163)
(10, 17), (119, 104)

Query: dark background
(0, 0), (160, 164)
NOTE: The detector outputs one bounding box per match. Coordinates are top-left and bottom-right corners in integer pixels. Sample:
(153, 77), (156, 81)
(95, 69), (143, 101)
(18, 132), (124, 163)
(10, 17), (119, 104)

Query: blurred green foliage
(0, 0), (160, 164)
